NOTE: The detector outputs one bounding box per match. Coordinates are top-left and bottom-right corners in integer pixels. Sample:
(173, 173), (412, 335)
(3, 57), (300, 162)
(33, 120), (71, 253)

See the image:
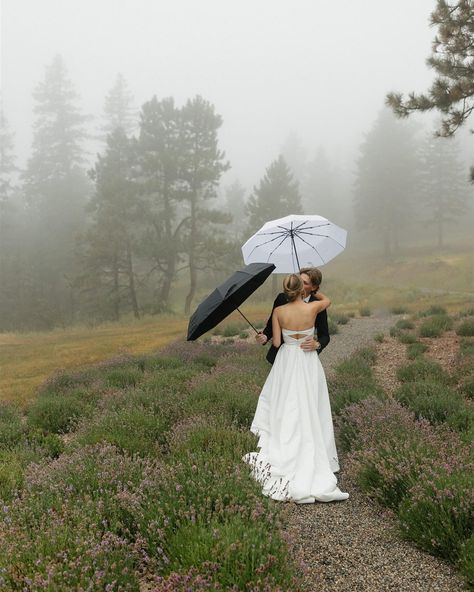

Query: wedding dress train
(244, 327), (349, 503)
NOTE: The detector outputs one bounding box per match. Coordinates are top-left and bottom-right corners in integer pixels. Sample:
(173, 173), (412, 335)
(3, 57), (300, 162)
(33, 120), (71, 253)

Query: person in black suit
(255, 267), (330, 364)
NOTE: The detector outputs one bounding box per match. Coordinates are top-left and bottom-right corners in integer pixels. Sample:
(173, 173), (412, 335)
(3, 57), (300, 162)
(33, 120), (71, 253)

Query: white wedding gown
(243, 327), (349, 503)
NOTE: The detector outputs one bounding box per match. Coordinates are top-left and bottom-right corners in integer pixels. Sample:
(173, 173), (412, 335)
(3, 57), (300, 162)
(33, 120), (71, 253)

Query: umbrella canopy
(241, 214), (347, 274)
(187, 262), (275, 341)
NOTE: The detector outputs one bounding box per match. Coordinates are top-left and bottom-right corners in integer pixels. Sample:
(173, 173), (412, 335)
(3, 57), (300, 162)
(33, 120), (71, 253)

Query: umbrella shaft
(290, 230), (301, 271)
(237, 308), (258, 333)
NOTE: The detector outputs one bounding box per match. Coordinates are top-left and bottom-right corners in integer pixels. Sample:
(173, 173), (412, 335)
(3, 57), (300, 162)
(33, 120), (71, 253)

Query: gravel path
(282, 311), (467, 592)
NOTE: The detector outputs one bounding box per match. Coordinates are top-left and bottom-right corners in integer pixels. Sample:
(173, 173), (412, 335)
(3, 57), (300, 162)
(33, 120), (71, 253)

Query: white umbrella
(242, 214), (347, 273)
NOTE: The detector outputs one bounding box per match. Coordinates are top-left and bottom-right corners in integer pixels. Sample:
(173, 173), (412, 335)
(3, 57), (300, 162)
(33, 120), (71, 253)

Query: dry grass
(0, 315), (190, 406)
(0, 308), (273, 407)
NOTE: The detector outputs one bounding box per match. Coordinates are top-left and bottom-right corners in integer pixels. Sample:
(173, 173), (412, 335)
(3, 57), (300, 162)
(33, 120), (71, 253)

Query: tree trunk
(159, 185), (177, 310)
(184, 194), (197, 315)
(125, 239), (140, 319)
(112, 249), (120, 321)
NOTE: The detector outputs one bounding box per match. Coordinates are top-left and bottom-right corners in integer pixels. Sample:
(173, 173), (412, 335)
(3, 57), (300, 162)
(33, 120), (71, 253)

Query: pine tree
(280, 131), (308, 187)
(136, 96), (187, 311)
(103, 73), (136, 137)
(180, 96), (230, 314)
(0, 106), (20, 330)
(246, 155), (303, 234)
(23, 54), (90, 327)
(224, 179), (247, 239)
(80, 129), (140, 320)
(418, 133), (471, 246)
(387, 0), (474, 181)
(353, 109), (420, 258)
(303, 148), (338, 219)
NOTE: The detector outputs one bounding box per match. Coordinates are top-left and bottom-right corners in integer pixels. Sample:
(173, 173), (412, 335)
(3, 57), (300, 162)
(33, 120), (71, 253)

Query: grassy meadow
(1, 246), (472, 406)
(0, 303), (472, 588)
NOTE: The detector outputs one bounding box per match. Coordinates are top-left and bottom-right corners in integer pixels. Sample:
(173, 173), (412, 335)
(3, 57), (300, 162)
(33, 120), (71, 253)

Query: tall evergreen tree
(136, 96), (184, 311)
(80, 129), (140, 320)
(418, 133), (471, 246)
(303, 148), (339, 219)
(353, 109), (420, 258)
(23, 54), (90, 327)
(224, 179), (247, 239)
(280, 131), (308, 187)
(103, 73), (136, 137)
(387, 0), (474, 181)
(246, 155), (303, 234)
(180, 96), (230, 314)
(0, 106), (20, 330)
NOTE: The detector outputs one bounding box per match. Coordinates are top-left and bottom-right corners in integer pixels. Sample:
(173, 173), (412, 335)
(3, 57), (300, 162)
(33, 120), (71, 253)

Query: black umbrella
(187, 262), (276, 341)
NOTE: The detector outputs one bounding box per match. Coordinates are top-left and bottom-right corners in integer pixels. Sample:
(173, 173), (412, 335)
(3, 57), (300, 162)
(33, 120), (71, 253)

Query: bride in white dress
(243, 273), (349, 504)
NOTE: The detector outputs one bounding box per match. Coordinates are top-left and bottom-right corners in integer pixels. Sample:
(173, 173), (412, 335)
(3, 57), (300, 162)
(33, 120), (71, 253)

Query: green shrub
(395, 319), (415, 330)
(459, 308), (474, 318)
(391, 306), (409, 314)
(419, 314), (454, 337)
(459, 533), (474, 588)
(0, 405), (24, 447)
(167, 417), (257, 463)
(390, 326), (401, 338)
(352, 439), (430, 510)
(359, 306), (372, 317)
(457, 319), (474, 337)
(39, 370), (95, 396)
(222, 324), (242, 337)
(105, 366), (144, 388)
(27, 394), (92, 434)
(327, 318), (339, 334)
(406, 342), (428, 360)
(0, 445), (154, 590)
(420, 305), (447, 317)
(0, 447), (41, 500)
(185, 382), (256, 429)
(459, 375), (474, 400)
(399, 470), (474, 563)
(394, 381), (473, 432)
(396, 359), (451, 385)
(329, 349), (379, 414)
(26, 430), (65, 458)
(76, 405), (167, 456)
(374, 333), (385, 343)
(330, 312), (350, 325)
(398, 332), (418, 344)
(460, 338), (474, 357)
(163, 515), (297, 589)
(330, 384), (386, 415)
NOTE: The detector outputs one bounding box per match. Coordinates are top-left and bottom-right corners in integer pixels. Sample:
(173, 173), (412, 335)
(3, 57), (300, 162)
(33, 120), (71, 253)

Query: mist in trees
(1, 18), (473, 331)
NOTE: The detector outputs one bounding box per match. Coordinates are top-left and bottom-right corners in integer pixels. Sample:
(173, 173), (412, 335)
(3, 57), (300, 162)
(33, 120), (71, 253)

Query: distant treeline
(0, 56), (472, 331)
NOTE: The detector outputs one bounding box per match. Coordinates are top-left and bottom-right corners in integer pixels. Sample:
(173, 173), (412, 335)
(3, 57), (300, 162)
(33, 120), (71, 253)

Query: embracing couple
(243, 267), (349, 504)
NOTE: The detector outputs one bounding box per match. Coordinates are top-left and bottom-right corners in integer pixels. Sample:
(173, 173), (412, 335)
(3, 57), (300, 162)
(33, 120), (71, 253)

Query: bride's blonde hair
(283, 274), (304, 302)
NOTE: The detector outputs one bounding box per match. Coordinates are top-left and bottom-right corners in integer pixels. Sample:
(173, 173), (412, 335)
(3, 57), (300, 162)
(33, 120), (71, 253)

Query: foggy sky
(2, 0), (439, 187)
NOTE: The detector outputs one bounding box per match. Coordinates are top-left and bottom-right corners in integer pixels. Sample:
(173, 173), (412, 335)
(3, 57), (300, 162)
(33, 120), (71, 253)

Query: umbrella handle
(236, 308), (259, 334)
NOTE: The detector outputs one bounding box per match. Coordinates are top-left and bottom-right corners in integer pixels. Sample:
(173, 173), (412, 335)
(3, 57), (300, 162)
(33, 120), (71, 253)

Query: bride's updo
(283, 274), (304, 302)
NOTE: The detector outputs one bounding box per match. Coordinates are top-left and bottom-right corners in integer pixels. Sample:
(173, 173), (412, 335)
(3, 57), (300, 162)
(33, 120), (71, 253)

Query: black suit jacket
(261, 293), (330, 364)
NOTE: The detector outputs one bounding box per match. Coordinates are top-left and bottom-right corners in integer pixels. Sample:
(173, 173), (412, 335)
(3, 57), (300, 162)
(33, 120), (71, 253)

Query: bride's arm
(272, 309), (282, 348)
(312, 292), (331, 313)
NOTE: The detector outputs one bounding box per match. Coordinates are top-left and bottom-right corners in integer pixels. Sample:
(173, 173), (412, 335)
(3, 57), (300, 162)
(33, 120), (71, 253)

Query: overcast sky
(2, 0), (439, 187)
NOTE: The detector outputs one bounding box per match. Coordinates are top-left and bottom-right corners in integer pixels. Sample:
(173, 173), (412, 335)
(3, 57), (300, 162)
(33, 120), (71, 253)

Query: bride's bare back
(271, 293), (330, 348)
